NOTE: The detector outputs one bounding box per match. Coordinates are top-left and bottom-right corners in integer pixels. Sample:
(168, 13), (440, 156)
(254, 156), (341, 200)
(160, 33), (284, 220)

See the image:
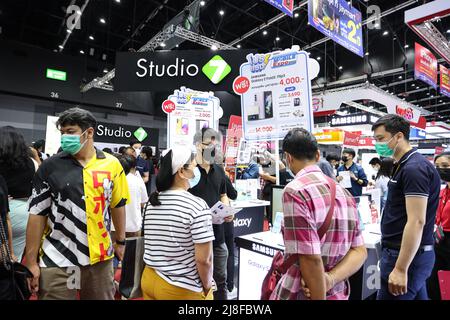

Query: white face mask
(134, 147), (141, 157)
(285, 155), (295, 177)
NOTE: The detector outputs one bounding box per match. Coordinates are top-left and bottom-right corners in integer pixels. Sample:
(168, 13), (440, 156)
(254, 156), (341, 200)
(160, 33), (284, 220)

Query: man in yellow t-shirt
(25, 107), (130, 300)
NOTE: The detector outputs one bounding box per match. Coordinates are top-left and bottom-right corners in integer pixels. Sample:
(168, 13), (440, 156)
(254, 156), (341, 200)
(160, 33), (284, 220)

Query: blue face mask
(189, 167), (201, 188)
(61, 130), (87, 155)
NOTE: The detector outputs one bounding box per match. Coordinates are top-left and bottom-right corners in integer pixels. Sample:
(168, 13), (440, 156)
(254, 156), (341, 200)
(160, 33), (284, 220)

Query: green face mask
(61, 130), (87, 155)
(375, 136), (395, 157)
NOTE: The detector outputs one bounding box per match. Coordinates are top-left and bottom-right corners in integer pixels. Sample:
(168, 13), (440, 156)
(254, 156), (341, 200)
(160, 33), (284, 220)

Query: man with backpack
(269, 128), (367, 300)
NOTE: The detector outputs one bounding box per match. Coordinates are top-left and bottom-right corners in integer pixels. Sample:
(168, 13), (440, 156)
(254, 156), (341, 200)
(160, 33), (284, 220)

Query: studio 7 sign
(115, 50), (251, 92)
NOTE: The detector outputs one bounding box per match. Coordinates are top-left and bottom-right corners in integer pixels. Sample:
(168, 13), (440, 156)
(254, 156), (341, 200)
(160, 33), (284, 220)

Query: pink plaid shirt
(270, 165), (364, 300)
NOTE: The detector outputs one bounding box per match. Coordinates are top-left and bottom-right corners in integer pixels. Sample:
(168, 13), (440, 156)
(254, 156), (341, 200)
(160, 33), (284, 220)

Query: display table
(230, 200), (270, 238)
(235, 225), (381, 300)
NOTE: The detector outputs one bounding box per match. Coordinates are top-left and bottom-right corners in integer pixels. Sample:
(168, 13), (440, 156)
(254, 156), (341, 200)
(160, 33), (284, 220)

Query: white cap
(162, 146), (192, 175)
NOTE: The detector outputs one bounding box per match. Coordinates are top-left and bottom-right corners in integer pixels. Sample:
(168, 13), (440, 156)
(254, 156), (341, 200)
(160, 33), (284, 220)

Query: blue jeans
(377, 247), (435, 300)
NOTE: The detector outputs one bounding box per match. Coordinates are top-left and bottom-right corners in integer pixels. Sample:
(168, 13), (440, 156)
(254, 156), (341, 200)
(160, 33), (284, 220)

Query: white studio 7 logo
(66, 5), (82, 30)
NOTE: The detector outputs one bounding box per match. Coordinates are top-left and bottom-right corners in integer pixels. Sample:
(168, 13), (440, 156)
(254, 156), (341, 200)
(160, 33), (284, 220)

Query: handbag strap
(279, 176), (337, 273)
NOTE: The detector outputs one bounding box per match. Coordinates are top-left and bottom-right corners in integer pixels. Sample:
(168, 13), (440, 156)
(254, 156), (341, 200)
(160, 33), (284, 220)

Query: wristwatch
(116, 239), (126, 246)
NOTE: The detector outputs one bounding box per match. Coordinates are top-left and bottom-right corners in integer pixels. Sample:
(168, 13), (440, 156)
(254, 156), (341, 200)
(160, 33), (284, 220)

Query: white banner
(165, 87), (221, 149)
(233, 46), (316, 141)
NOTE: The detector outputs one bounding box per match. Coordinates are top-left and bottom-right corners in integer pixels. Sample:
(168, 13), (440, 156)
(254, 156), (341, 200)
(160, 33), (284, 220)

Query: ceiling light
(66, 29), (72, 34)
(263, 30), (268, 35)
(200, 1), (205, 6)
(427, 92), (430, 95)
(294, 13), (299, 18)
(383, 31), (389, 36)
(375, 23), (380, 28)
(115, 0), (121, 3)
(58, 45), (64, 49)
(404, 44), (409, 48)
(365, 52), (369, 56)
(339, 66), (343, 70)
(412, 83), (416, 87)
(219, 10), (224, 16)
(275, 37), (280, 41)
(211, 45), (218, 50)
(398, 75), (402, 79)
(237, 44), (241, 48)
(89, 35), (94, 40)
(103, 69), (108, 73)
(447, 29), (450, 34)
(175, 44), (179, 48)
(439, 100), (443, 102)
(53, 49), (58, 52)
(160, 42), (166, 47)
(100, 18), (106, 24)
(317, 56), (321, 61)
(80, 50), (85, 54)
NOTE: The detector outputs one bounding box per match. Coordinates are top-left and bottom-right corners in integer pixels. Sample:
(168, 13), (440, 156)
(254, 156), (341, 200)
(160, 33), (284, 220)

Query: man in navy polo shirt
(129, 140), (150, 184)
(336, 148), (368, 198)
(372, 114), (440, 300)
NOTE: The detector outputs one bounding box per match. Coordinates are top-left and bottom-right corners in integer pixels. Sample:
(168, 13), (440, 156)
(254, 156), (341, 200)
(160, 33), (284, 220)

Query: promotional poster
(263, 0), (294, 17)
(440, 64), (450, 98)
(308, 0), (364, 57)
(414, 43), (438, 89)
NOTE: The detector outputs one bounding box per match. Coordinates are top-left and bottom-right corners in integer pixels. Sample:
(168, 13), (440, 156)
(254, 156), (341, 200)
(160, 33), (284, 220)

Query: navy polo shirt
(382, 149), (441, 246)
(136, 156), (150, 177)
(337, 162), (368, 197)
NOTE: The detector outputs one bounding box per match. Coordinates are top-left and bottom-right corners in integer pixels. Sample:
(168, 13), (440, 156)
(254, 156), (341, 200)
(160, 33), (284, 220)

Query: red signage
(414, 43), (438, 89)
(440, 64), (450, 98)
(233, 76), (250, 95)
(162, 100), (176, 114)
(395, 105), (415, 122)
(343, 131), (361, 147)
(435, 147), (445, 157)
(358, 137), (375, 147)
(410, 116), (427, 130)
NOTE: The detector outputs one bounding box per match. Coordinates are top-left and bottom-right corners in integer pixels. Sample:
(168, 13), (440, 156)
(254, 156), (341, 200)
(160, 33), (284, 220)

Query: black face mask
(202, 145), (216, 164)
(437, 168), (450, 182)
(341, 156), (348, 163)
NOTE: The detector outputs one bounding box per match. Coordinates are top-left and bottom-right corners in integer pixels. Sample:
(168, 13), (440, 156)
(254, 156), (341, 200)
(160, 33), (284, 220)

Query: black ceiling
(0, 0), (449, 122)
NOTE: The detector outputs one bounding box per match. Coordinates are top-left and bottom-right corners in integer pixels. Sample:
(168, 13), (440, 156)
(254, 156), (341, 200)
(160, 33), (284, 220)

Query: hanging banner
(343, 131), (361, 147)
(224, 116), (243, 167)
(165, 87), (220, 149)
(263, 0), (294, 17)
(308, 0), (364, 57)
(440, 64), (450, 98)
(233, 46), (315, 141)
(414, 43), (438, 89)
(314, 130), (343, 144)
(409, 127), (427, 140)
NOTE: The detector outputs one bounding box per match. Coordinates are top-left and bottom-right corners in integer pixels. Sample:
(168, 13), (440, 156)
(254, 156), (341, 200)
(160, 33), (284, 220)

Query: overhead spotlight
(383, 31), (389, 36)
(339, 66), (343, 70)
(404, 44), (409, 48)
(66, 29), (72, 34)
(58, 45), (64, 49)
(439, 100), (443, 103)
(412, 83), (416, 87)
(89, 35), (94, 40)
(200, 1), (205, 6)
(103, 69), (108, 73)
(160, 42), (166, 47)
(114, 0), (121, 3)
(175, 44), (179, 48)
(100, 18), (106, 24)
(237, 44), (241, 48)
(427, 92), (430, 95)
(211, 45), (218, 50)
(294, 13), (299, 18)
(398, 75), (402, 79)
(275, 37), (280, 41)
(80, 50), (85, 54)
(53, 49), (58, 52)
(447, 29), (450, 34)
(219, 10), (224, 16)
(317, 56), (321, 61)
(365, 52), (369, 56)
(263, 30), (268, 36)
(375, 23), (380, 28)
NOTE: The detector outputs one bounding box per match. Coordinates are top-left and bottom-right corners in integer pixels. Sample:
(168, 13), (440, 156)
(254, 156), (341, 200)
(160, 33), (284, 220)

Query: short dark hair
(102, 148), (112, 154)
(56, 107), (97, 132)
(282, 128), (318, 161)
(343, 148), (356, 159)
(130, 139), (141, 147)
(141, 146), (153, 158)
(326, 152), (340, 162)
(116, 155), (134, 175)
(435, 151), (450, 163)
(32, 139), (45, 150)
(372, 114), (410, 141)
(118, 146), (127, 154)
(369, 157), (381, 166)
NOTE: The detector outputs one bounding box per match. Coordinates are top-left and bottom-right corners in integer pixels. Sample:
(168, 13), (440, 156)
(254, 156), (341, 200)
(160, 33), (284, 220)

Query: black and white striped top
(143, 190), (215, 292)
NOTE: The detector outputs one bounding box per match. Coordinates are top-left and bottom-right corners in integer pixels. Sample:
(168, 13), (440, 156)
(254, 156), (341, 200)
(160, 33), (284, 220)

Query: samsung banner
(263, 0), (294, 17)
(233, 46), (317, 141)
(415, 43), (438, 89)
(115, 50), (252, 92)
(308, 0), (364, 57)
(440, 64), (450, 98)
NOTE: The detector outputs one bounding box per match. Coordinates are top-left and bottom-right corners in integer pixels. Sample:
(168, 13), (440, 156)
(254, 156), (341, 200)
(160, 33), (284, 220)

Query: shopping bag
(119, 236), (145, 299)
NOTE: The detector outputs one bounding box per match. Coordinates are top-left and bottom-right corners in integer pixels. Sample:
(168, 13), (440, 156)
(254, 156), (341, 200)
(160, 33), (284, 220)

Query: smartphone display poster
(233, 47), (314, 141)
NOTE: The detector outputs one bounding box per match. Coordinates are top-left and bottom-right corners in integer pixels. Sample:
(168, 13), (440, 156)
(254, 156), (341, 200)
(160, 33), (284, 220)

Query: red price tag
(233, 76), (250, 95)
(162, 100), (176, 114)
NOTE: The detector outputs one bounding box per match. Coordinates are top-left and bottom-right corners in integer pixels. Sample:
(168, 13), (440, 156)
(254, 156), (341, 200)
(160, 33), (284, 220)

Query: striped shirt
(143, 190), (215, 292)
(270, 165), (364, 300)
(28, 149), (129, 267)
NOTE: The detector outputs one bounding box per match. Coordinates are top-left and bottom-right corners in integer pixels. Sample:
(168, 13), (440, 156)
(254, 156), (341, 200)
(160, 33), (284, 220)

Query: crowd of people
(1, 107), (450, 301)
